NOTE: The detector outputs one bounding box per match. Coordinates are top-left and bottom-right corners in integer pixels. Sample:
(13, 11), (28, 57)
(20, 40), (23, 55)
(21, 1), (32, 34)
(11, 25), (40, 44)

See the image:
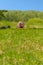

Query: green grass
(0, 21), (43, 65)
(27, 18), (43, 28)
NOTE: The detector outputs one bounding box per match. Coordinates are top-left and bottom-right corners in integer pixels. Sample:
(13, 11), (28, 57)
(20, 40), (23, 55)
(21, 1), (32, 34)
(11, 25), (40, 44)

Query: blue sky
(0, 0), (43, 11)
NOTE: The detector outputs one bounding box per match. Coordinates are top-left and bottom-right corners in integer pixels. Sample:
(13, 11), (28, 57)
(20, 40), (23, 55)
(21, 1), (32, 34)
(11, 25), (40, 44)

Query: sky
(0, 0), (43, 11)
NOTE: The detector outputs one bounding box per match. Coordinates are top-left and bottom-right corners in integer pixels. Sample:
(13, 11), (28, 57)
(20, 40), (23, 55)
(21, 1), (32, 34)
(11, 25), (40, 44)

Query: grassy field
(0, 21), (43, 65)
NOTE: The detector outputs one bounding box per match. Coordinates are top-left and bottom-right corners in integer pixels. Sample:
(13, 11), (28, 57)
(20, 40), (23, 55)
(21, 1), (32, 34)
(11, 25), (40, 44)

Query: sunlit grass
(0, 21), (43, 65)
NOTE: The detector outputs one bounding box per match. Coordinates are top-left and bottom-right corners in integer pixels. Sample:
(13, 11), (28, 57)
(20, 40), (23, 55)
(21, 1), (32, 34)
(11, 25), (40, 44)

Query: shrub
(27, 18), (43, 28)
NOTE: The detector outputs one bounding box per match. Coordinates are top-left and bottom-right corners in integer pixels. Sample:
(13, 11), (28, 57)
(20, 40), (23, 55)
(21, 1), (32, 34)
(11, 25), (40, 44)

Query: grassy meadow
(0, 20), (43, 65)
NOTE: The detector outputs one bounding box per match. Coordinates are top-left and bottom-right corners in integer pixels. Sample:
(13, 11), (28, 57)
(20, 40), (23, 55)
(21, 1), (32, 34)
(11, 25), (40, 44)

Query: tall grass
(0, 20), (43, 65)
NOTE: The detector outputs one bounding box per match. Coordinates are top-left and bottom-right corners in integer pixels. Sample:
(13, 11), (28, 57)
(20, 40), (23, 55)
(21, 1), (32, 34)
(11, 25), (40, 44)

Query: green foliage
(0, 10), (43, 65)
(27, 18), (43, 28)
(0, 10), (7, 20)
(0, 21), (43, 65)
(1, 10), (43, 22)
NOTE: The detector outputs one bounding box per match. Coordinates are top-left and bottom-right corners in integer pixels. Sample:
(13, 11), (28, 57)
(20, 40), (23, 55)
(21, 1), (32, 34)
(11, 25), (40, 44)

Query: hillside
(0, 21), (43, 65)
(0, 10), (43, 22)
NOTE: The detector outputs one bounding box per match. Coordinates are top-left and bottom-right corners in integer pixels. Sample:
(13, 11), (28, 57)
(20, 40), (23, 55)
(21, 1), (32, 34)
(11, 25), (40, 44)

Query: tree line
(0, 10), (43, 22)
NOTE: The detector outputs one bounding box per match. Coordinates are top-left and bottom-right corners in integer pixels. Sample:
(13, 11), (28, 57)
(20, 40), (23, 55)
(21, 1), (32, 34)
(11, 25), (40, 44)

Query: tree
(0, 10), (7, 20)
